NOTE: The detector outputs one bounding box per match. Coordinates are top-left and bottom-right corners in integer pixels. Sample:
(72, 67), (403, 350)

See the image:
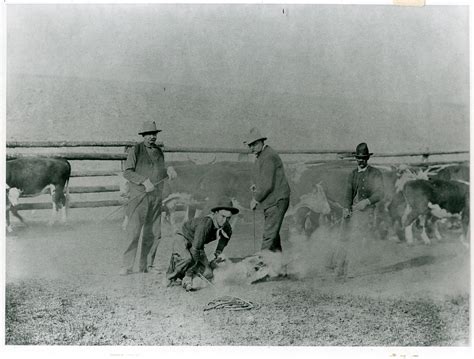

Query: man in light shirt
(120, 121), (176, 275)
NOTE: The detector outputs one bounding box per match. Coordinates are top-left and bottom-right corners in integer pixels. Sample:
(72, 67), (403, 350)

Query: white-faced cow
(6, 187), (25, 232)
(6, 158), (71, 227)
(401, 179), (469, 246)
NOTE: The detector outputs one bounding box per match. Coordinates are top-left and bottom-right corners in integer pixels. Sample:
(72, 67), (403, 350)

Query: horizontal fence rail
(6, 141), (139, 148)
(69, 185), (120, 194)
(7, 153), (128, 161)
(14, 200), (126, 211)
(71, 170), (121, 177)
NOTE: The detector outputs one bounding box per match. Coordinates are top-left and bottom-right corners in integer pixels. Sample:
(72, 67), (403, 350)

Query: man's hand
(352, 198), (371, 212)
(167, 166), (177, 180)
(250, 198), (259, 211)
(210, 253), (226, 269)
(142, 178), (155, 193)
(214, 253), (226, 263)
(342, 208), (351, 219)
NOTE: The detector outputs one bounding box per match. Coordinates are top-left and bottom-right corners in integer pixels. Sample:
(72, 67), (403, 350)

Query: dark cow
(194, 162), (254, 214)
(140, 161), (254, 231)
(6, 158), (71, 226)
(286, 161), (397, 240)
(399, 179), (469, 246)
(431, 164), (469, 183)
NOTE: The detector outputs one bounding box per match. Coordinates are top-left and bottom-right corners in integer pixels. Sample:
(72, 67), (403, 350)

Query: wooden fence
(6, 141), (469, 212)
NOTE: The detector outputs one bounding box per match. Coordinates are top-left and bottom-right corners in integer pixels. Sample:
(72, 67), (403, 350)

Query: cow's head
(7, 187), (21, 207)
(50, 185), (67, 207)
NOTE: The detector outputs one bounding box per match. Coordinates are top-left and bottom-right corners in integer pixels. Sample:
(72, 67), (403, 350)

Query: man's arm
(189, 218), (212, 260)
(123, 145), (147, 185)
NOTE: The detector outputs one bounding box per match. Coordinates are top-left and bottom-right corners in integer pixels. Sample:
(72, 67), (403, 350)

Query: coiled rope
(203, 296), (258, 311)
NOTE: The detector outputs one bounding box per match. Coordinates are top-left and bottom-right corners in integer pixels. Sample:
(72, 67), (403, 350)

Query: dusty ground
(4, 207), (471, 346)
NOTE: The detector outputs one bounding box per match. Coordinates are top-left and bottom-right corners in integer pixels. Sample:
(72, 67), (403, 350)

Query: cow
(399, 179), (469, 246)
(160, 161), (255, 233)
(193, 162), (254, 214)
(430, 163), (469, 183)
(6, 157), (71, 227)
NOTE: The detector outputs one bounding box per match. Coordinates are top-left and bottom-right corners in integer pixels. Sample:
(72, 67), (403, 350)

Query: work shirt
(344, 165), (384, 208)
(123, 142), (167, 197)
(254, 145), (291, 210)
(178, 216), (232, 258)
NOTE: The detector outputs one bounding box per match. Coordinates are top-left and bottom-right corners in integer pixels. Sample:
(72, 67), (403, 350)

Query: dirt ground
(4, 207), (471, 346)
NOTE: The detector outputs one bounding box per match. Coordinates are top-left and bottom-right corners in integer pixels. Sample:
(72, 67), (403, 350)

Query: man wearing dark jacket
(245, 128), (291, 252)
(330, 142), (384, 277)
(165, 197), (239, 291)
(120, 121), (176, 275)
(343, 142), (384, 224)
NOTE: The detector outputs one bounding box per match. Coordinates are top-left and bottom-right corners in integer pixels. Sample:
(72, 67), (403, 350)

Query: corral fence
(6, 140), (469, 212)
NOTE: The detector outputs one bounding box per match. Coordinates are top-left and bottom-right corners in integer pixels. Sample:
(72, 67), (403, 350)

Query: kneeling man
(165, 197), (239, 291)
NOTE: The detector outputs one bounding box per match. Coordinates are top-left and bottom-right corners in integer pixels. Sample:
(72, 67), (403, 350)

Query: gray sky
(6, 4), (470, 153)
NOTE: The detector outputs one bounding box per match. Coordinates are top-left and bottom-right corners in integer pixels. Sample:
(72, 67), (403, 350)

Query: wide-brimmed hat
(243, 127), (267, 146)
(138, 121), (162, 135)
(353, 142), (373, 159)
(211, 197), (239, 215)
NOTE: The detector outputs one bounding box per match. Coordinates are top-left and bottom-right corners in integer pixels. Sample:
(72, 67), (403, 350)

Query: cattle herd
(5, 156), (470, 248)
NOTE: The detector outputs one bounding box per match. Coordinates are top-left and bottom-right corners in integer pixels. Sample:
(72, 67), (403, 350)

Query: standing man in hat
(331, 142), (384, 277)
(120, 121), (177, 275)
(165, 197), (239, 291)
(244, 128), (291, 253)
(343, 142), (384, 224)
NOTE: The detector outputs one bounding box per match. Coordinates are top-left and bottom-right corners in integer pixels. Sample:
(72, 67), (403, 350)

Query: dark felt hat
(211, 197), (239, 215)
(353, 142), (373, 159)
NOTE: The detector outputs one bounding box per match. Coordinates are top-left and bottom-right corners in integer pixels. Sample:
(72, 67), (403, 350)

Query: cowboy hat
(353, 142), (373, 159)
(138, 121), (162, 135)
(211, 197), (239, 215)
(243, 127), (267, 146)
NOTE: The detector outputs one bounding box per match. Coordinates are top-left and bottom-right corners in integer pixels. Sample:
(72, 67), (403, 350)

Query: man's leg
(141, 196), (162, 272)
(261, 198), (290, 252)
(166, 235), (193, 281)
(122, 196), (147, 273)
